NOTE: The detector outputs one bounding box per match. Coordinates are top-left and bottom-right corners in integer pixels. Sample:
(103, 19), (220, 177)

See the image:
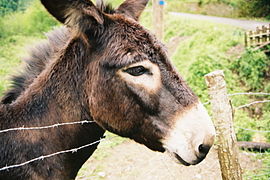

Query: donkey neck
(0, 38), (105, 179)
(6, 37), (82, 122)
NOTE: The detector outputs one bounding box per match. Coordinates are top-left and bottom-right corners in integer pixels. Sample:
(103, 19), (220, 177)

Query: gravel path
(77, 140), (261, 180)
(170, 12), (269, 30)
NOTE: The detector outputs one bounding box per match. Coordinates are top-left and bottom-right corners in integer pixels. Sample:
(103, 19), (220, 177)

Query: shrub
(187, 55), (222, 100)
(238, 0), (270, 18)
(0, 0), (32, 16)
(231, 49), (270, 91)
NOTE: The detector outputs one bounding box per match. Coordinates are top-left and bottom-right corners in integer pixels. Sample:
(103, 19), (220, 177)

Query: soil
(76, 140), (262, 180)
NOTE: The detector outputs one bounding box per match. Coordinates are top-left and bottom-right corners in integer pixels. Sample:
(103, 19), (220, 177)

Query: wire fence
(0, 120), (94, 134)
(0, 91), (269, 178)
(0, 138), (105, 172)
(228, 92), (270, 132)
(0, 120), (113, 172)
(226, 91), (270, 179)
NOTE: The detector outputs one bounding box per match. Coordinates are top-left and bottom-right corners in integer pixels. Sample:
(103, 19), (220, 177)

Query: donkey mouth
(173, 153), (191, 166)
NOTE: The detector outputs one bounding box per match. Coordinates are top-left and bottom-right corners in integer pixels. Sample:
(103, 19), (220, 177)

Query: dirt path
(77, 140), (261, 180)
(170, 12), (269, 30)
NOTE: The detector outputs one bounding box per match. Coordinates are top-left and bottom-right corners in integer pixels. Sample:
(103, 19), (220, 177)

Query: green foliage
(165, 0), (239, 18)
(0, 0), (32, 16)
(0, 1), (58, 39)
(234, 110), (255, 141)
(244, 152), (270, 180)
(231, 49), (270, 91)
(162, 16), (243, 101)
(238, 0), (270, 18)
(105, 0), (123, 7)
(0, 1), (58, 96)
(166, 0), (269, 19)
(187, 56), (222, 100)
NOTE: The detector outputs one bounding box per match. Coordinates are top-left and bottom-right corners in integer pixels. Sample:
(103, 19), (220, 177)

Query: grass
(243, 151), (270, 180)
(0, 35), (39, 96)
(0, 0), (59, 97)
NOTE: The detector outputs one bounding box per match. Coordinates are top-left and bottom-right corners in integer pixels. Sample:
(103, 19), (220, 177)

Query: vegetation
(238, 0), (270, 19)
(0, 0), (59, 96)
(0, 0), (32, 16)
(0, 0), (269, 179)
(166, 0), (270, 19)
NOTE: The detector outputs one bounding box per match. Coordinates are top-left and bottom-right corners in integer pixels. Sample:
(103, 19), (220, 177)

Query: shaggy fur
(0, 0), (199, 179)
(1, 2), (116, 104)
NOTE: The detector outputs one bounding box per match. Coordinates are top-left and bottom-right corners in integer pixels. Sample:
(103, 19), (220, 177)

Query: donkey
(0, 0), (216, 179)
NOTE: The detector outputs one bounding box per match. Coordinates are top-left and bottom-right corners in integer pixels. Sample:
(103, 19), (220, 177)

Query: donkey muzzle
(162, 102), (216, 165)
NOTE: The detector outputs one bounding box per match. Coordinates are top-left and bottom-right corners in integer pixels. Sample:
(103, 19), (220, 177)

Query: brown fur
(0, 0), (199, 179)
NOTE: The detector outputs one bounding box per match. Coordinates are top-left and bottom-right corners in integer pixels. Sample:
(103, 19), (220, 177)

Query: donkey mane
(1, 1), (115, 104)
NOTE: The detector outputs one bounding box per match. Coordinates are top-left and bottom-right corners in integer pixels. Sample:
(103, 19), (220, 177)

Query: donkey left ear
(116, 0), (149, 21)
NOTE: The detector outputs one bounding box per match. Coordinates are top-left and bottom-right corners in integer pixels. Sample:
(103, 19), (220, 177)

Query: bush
(187, 55), (223, 100)
(231, 49), (270, 91)
(238, 0), (270, 18)
(0, 0), (32, 16)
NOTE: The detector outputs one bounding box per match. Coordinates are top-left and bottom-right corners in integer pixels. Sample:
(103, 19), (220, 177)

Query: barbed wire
(203, 92), (270, 106)
(0, 137), (107, 172)
(246, 173), (270, 179)
(234, 100), (270, 109)
(0, 120), (94, 134)
(235, 126), (270, 133)
(228, 92), (270, 96)
(0, 91), (269, 175)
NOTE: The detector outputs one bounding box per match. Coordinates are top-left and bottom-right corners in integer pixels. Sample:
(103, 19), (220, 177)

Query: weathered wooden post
(244, 32), (248, 47)
(205, 70), (242, 180)
(152, 0), (164, 40)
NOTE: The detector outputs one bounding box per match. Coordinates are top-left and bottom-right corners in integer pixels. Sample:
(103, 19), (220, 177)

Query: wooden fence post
(205, 70), (242, 180)
(152, 0), (164, 40)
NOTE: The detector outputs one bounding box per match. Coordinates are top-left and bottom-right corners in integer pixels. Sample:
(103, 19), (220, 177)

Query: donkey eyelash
(123, 66), (151, 76)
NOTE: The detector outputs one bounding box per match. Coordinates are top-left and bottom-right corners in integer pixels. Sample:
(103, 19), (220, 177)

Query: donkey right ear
(41, 0), (104, 27)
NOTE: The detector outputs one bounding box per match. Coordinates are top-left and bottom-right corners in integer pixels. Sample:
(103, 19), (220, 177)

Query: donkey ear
(116, 0), (149, 21)
(41, 0), (104, 26)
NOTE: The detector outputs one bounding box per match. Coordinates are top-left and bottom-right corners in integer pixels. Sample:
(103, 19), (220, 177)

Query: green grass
(244, 151), (270, 180)
(0, 0), (59, 96)
(0, 35), (38, 97)
(161, 14), (244, 100)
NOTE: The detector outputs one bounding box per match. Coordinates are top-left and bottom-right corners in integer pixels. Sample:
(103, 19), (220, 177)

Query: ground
(76, 138), (261, 180)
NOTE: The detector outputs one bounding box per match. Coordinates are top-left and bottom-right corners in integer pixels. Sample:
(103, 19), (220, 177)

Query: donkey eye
(124, 66), (150, 76)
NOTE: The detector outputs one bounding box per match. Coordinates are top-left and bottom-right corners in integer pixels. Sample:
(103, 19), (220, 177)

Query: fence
(152, 0), (165, 40)
(0, 72), (270, 179)
(245, 24), (270, 49)
(205, 70), (270, 180)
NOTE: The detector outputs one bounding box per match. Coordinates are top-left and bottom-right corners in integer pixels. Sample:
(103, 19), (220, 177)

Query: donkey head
(41, 0), (215, 165)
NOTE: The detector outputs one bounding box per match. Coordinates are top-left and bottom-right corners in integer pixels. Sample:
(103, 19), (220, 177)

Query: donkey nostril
(198, 144), (211, 155)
